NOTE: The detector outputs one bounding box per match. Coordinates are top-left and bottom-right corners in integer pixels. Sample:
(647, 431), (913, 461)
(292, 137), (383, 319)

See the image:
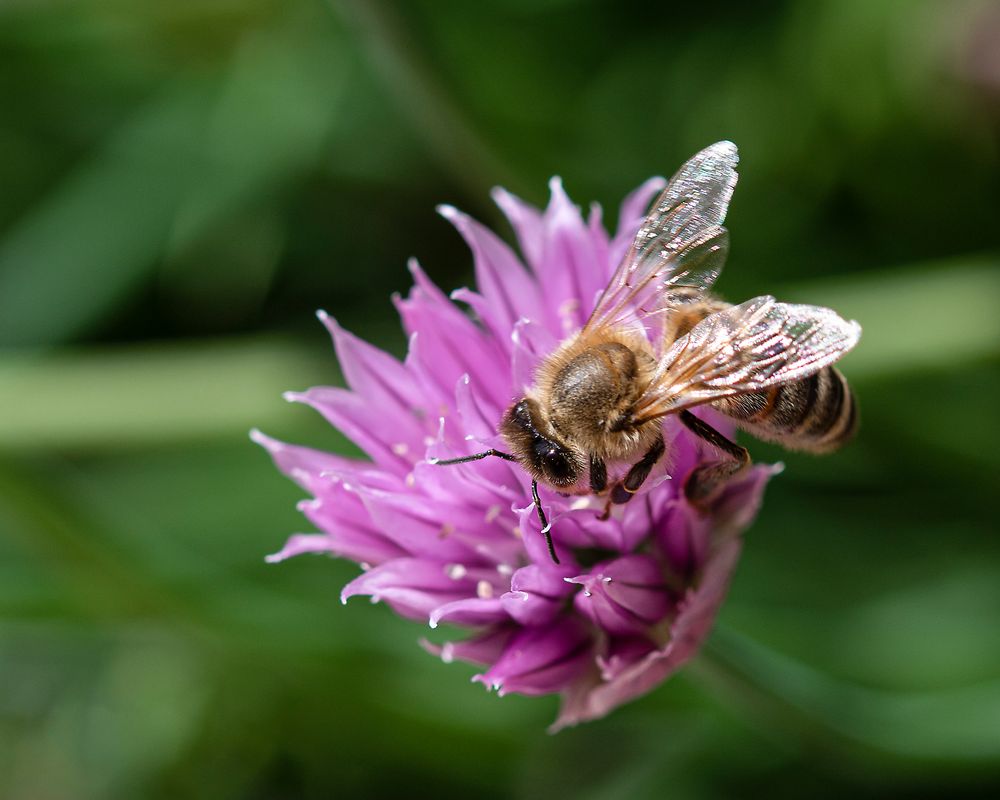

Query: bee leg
(589, 456), (608, 493)
(678, 410), (750, 507)
(610, 434), (666, 506)
(591, 457), (617, 520)
(531, 479), (560, 564)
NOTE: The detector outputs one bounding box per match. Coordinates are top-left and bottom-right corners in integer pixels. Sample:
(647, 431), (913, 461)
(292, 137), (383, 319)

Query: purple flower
(254, 174), (777, 729)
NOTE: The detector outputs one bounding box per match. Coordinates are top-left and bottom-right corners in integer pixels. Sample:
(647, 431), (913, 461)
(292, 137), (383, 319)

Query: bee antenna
(428, 449), (517, 465)
(531, 480), (560, 564)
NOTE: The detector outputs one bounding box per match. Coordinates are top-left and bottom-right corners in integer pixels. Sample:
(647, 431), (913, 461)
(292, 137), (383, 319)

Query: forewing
(631, 296), (862, 419)
(583, 141), (739, 336)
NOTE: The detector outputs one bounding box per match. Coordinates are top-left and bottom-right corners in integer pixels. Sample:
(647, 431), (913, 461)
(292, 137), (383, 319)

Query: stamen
(476, 580), (494, 599)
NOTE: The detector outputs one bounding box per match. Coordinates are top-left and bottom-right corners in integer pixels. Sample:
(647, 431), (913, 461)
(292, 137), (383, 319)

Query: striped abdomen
(711, 367), (857, 453)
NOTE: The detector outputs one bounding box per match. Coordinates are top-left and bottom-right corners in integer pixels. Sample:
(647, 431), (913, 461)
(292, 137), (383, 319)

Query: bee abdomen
(711, 367), (857, 453)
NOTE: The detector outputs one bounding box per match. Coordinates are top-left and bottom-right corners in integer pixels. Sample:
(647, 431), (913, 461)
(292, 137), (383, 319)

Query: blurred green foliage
(1, 0), (999, 797)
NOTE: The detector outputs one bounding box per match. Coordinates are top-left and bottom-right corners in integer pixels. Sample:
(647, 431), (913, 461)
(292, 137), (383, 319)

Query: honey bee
(434, 142), (860, 563)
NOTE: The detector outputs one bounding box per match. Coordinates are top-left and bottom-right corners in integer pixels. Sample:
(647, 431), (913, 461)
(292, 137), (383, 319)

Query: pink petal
(421, 625), (515, 666)
(474, 617), (593, 696)
(429, 596), (507, 629)
(596, 636), (657, 682)
(395, 261), (510, 407)
(298, 493), (407, 565)
(265, 533), (337, 563)
(250, 429), (358, 490)
(553, 537), (744, 729)
(492, 186), (545, 271)
(535, 177), (606, 336)
(568, 556), (671, 636)
(341, 557), (479, 621)
(438, 204), (543, 336)
(500, 563), (576, 626)
(284, 387), (417, 474)
(355, 483), (522, 565)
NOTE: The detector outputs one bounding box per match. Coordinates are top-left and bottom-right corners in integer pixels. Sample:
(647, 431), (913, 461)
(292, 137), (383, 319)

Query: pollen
(558, 298), (580, 332)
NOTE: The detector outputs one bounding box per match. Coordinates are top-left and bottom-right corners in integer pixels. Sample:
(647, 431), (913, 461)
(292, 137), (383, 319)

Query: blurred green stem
(780, 256), (1000, 380)
(691, 625), (1000, 763)
(0, 338), (327, 451)
(330, 0), (524, 198)
(0, 458), (193, 623)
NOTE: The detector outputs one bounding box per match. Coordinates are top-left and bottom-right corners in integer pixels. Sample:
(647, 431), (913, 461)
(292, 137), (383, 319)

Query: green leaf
(696, 626), (1000, 762)
(0, 338), (331, 449)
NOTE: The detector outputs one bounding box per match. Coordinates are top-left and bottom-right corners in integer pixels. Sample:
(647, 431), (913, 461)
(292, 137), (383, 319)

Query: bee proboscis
(434, 142), (860, 563)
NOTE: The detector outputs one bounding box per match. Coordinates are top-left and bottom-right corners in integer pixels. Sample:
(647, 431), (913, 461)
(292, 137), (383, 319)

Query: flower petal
(438, 204), (543, 336)
(250, 429), (357, 490)
(474, 617), (593, 696)
(265, 533), (337, 563)
(553, 536), (744, 729)
(341, 557), (480, 620)
(421, 626), (514, 666)
(492, 186), (544, 271)
(299, 492), (407, 565)
(429, 596), (506, 629)
(536, 177), (607, 336)
(568, 555), (672, 636)
(395, 260), (509, 407)
(284, 387), (417, 474)
(500, 563), (576, 626)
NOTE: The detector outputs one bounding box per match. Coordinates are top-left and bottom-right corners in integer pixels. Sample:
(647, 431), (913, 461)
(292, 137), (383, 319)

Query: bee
(434, 142), (860, 563)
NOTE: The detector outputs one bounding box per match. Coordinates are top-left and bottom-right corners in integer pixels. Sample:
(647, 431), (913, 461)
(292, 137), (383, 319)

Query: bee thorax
(541, 341), (656, 462)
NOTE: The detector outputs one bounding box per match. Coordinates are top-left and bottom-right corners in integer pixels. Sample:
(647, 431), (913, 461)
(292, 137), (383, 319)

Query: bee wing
(583, 141), (739, 336)
(631, 296), (862, 420)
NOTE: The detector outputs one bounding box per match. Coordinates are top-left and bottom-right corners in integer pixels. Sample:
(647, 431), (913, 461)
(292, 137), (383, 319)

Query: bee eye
(534, 439), (576, 485)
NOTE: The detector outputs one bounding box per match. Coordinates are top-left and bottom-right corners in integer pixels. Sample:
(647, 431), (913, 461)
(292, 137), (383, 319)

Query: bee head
(500, 398), (581, 488)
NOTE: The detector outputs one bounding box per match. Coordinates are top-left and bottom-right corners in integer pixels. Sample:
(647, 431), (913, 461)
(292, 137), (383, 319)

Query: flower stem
(690, 625), (1000, 764)
(329, 0), (525, 199)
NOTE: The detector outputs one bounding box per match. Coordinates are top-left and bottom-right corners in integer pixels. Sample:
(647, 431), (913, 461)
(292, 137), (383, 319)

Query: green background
(2, 1), (999, 797)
